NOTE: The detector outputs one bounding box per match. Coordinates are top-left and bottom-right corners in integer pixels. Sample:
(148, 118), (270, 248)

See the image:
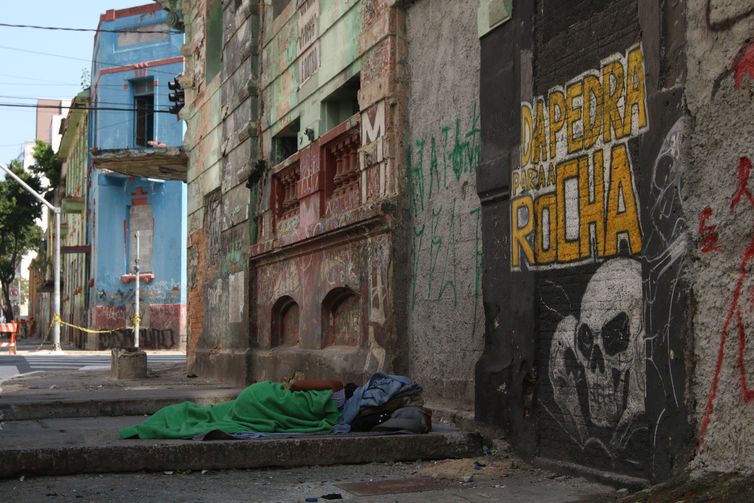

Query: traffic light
(168, 76), (184, 115)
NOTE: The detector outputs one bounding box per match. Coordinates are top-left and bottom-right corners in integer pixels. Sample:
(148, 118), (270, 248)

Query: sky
(0, 0), (155, 168)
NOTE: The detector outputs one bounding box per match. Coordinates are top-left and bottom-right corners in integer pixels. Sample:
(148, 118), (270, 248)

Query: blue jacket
(334, 373), (412, 433)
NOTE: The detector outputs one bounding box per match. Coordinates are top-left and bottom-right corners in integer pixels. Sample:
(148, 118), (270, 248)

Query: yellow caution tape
(50, 313), (138, 335)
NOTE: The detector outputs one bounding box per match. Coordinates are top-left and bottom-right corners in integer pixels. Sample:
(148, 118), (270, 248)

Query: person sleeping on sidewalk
(120, 373), (431, 440)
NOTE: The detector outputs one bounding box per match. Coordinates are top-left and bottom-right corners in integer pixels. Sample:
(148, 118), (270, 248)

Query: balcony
(61, 197), (85, 214)
(271, 158), (301, 235)
(322, 124), (360, 216)
(90, 147), (187, 181)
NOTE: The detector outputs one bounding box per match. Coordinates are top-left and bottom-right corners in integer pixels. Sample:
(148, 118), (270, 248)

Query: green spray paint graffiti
(408, 104), (481, 215)
(408, 105), (483, 335)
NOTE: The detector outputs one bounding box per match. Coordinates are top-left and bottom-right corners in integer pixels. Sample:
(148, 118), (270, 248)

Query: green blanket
(120, 381), (340, 439)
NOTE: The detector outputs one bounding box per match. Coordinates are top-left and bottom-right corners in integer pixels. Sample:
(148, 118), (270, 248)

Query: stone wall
(405, 0), (483, 412)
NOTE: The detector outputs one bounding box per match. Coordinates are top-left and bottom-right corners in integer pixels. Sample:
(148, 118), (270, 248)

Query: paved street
(0, 461), (618, 503)
(0, 352), (185, 384)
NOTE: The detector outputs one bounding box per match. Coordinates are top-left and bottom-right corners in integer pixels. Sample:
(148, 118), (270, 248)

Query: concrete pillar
(111, 348), (147, 379)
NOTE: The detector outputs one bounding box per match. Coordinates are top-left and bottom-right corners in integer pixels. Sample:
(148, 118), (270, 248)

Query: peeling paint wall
(178, 0), (258, 382)
(58, 94), (90, 349)
(685, 0), (754, 474)
(248, 0), (405, 385)
(405, 0), (483, 412)
(88, 6), (187, 350)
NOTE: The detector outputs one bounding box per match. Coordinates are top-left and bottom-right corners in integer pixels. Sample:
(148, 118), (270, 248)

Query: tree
(0, 159), (44, 321)
(29, 140), (60, 194)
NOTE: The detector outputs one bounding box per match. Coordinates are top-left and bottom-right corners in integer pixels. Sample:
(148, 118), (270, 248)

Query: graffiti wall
(513, 45), (646, 271)
(476, 0), (690, 482)
(405, 0), (483, 411)
(686, 0), (754, 473)
(250, 231), (391, 383)
(179, 0), (258, 383)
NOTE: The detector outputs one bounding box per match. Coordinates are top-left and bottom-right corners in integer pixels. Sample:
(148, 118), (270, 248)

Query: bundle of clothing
(120, 373), (431, 440)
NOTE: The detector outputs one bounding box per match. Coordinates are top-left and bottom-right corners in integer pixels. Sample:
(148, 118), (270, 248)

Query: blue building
(87, 4), (187, 350)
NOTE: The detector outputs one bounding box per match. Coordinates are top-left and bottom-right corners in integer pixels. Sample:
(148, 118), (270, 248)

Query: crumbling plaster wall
(244, 0), (408, 385)
(685, 0), (754, 474)
(182, 0), (258, 384)
(404, 0), (483, 412)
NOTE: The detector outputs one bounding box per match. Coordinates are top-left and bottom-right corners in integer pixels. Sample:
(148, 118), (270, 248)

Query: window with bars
(133, 79), (154, 147)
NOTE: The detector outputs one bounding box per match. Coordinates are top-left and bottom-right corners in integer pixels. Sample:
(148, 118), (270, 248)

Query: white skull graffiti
(549, 258), (646, 453)
(576, 258), (645, 426)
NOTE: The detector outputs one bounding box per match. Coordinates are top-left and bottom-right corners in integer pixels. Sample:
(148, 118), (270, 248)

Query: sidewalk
(11, 335), (185, 356)
(0, 347), (483, 479)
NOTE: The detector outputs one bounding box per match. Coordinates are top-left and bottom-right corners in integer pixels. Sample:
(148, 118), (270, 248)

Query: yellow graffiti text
(511, 143), (642, 269)
(519, 44), (648, 173)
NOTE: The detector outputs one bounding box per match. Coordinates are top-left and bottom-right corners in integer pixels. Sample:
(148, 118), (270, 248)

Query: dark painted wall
(476, 0), (691, 482)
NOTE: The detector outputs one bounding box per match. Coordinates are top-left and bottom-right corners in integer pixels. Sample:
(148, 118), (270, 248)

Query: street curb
(0, 390), (242, 421)
(0, 431), (484, 479)
(532, 457), (650, 490)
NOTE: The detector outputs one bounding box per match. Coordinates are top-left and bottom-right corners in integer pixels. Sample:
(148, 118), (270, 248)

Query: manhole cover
(337, 477), (450, 496)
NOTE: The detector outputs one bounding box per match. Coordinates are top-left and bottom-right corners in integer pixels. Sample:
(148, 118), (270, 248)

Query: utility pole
(134, 231), (140, 348)
(0, 163), (62, 352)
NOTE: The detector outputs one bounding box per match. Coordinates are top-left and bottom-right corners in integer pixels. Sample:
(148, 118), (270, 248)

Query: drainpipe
(133, 231), (140, 348)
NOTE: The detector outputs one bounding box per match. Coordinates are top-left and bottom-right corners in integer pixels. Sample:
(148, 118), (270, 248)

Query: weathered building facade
(404, 0), (484, 411)
(57, 91), (91, 347)
(161, 0), (754, 482)
(249, 0), (401, 384)
(159, 0), (259, 379)
(86, 4), (187, 350)
(162, 0), (484, 410)
(474, 0), (754, 484)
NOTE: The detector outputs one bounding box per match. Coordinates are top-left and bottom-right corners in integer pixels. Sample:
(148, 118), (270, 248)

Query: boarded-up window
(129, 204), (153, 273)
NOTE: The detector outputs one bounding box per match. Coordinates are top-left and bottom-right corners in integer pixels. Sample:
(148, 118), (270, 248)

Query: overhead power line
(0, 22), (180, 34)
(0, 95), (172, 109)
(0, 82), (129, 88)
(0, 102), (174, 113)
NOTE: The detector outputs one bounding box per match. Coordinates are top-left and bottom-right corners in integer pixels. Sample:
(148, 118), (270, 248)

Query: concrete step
(0, 416), (483, 479)
(0, 387), (243, 421)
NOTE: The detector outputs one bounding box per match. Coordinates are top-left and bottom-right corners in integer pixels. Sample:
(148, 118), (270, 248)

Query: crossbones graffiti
(549, 258), (646, 457)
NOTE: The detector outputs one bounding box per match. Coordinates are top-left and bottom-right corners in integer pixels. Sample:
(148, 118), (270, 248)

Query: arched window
(321, 287), (360, 348)
(271, 296), (299, 347)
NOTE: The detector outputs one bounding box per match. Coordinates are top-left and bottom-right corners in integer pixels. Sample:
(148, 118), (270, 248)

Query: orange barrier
(0, 322), (17, 355)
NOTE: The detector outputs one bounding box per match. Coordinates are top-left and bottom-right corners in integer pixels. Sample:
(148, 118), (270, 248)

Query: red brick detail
(145, 304), (185, 349)
(298, 146), (321, 198)
(120, 273), (154, 284)
(322, 125), (361, 216)
(99, 3), (163, 23)
(187, 230), (207, 366)
(94, 306), (127, 331)
(272, 160), (301, 224)
(99, 56), (184, 76)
